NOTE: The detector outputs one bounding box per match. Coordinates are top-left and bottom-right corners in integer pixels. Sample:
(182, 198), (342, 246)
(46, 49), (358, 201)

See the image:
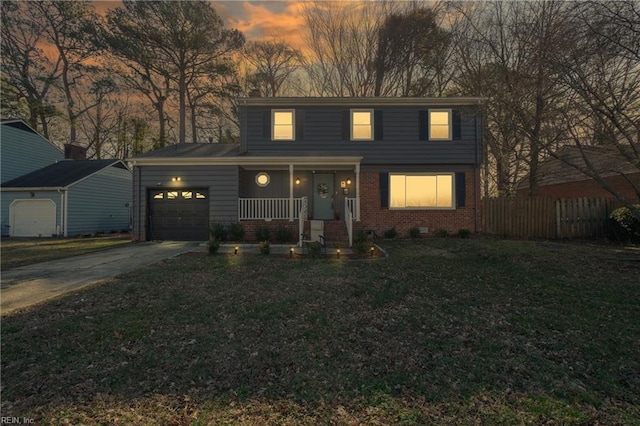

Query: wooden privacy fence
(483, 197), (619, 239)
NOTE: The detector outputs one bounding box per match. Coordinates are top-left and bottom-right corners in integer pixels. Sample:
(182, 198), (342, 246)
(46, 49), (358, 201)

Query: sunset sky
(95, 1), (310, 51)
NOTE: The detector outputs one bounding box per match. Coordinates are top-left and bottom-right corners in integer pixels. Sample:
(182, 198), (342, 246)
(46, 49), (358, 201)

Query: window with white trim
(429, 109), (452, 140)
(272, 110), (295, 140)
(351, 109), (373, 140)
(389, 173), (454, 209)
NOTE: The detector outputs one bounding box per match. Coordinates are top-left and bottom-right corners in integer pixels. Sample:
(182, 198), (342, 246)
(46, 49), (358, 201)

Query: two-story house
(129, 97), (484, 244)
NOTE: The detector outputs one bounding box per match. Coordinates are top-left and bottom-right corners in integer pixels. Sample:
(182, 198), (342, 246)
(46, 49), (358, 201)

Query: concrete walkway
(1, 241), (203, 316)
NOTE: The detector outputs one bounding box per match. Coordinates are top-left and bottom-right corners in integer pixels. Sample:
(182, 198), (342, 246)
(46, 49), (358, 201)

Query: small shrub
(259, 240), (270, 255)
(275, 224), (293, 243)
(255, 226), (271, 242)
(609, 205), (640, 242)
(408, 227), (420, 239)
(207, 238), (220, 255)
(435, 229), (449, 238)
(354, 229), (369, 243)
(308, 241), (323, 258)
(210, 222), (227, 241)
(353, 240), (370, 256)
(457, 229), (471, 239)
(228, 222), (245, 242)
(383, 227), (398, 239)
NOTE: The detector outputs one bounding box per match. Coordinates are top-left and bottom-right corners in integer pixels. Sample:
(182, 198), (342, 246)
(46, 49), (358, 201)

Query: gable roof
(518, 145), (639, 189)
(134, 143), (241, 159)
(1, 118), (64, 153)
(1, 160), (129, 189)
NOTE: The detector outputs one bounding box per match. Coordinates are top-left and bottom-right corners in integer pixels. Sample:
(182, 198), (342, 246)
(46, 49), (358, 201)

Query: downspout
(474, 113), (481, 233)
(57, 188), (68, 237)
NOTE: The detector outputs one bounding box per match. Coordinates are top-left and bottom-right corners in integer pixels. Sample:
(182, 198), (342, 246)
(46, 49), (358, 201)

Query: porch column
(355, 163), (360, 221)
(289, 163), (294, 221)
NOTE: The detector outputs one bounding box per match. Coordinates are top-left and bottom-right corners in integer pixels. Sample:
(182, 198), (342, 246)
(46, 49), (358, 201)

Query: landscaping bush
(228, 222), (245, 242)
(275, 224), (293, 243)
(207, 238), (220, 255)
(255, 226), (271, 242)
(383, 227), (398, 239)
(457, 229), (471, 239)
(609, 205), (640, 242)
(259, 240), (270, 255)
(408, 227), (420, 239)
(308, 241), (323, 258)
(210, 222), (227, 241)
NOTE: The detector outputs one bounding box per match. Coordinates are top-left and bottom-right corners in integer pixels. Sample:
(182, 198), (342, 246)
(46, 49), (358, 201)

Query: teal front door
(313, 173), (334, 220)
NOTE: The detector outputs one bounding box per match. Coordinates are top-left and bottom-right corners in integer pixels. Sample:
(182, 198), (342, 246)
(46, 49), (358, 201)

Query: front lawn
(2, 239), (639, 424)
(1, 235), (132, 270)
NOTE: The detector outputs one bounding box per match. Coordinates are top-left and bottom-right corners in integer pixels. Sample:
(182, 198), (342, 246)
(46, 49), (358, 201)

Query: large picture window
(429, 109), (452, 140)
(351, 109), (373, 140)
(272, 110), (295, 140)
(390, 173), (454, 209)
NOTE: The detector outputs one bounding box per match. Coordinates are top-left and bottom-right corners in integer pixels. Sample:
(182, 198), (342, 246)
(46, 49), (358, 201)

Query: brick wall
(517, 173), (640, 202)
(358, 171), (480, 236)
(240, 220), (299, 243)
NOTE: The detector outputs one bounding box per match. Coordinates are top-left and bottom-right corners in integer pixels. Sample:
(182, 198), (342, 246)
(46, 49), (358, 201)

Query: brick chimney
(249, 88), (261, 98)
(64, 144), (87, 160)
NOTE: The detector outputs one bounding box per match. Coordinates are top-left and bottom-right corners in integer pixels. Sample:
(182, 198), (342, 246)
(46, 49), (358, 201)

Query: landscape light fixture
(370, 246), (375, 257)
(336, 248), (341, 259)
(290, 247), (294, 258)
(234, 246), (239, 255)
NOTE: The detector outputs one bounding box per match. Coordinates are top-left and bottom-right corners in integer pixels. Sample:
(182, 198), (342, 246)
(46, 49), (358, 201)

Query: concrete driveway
(1, 241), (203, 316)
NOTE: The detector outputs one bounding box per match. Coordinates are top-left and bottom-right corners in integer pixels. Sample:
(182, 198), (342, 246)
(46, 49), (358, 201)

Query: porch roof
(128, 152), (362, 167)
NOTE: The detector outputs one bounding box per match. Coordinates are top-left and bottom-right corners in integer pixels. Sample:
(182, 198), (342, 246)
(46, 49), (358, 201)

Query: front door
(312, 173), (334, 220)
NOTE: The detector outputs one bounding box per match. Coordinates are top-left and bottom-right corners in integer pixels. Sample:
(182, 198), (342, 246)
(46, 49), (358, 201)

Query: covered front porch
(236, 156), (362, 245)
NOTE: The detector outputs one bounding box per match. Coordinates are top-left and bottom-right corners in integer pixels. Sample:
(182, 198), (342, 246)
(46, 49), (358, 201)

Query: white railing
(345, 200), (354, 247)
(346, 197), (360, 221)
(298, 197), (308, 247)
(238, 198), (305, 220)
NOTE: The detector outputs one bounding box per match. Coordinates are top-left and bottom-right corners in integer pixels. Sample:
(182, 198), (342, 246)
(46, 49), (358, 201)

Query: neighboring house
(517, 145), (640, 202)
(1, 119), (133, 237)
(129, 97), (484, 243)
(1, 119), (64, 183)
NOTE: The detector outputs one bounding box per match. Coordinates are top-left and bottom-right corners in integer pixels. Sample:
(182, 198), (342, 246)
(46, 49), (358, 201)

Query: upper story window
(351, 109), (373, 140)
(429, 109), (452, 140)
(272, 109), (295, 140)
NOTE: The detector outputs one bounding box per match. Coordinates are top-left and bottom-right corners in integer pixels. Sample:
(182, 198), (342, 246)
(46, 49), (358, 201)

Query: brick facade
(240, 220), (299, 243)
(358, 171), (480, 236)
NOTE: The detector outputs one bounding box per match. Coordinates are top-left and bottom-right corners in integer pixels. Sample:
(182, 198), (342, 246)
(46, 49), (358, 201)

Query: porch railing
(346, 197), (360, 221)
(238, 198), (305, 221)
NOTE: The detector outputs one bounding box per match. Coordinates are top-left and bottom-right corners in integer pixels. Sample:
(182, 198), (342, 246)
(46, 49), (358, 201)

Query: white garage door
(11, 199), (57, 237)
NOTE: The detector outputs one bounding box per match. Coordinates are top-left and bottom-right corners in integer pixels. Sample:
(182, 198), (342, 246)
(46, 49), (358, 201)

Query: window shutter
(452, 110), (461, 140)
(374, 110), (383, 140)
(419, 110), (428, 140)
(342, 110), (351, 141)
(380, 172), (389, 208)
(295, 110), (304, 141)
(456, 172), (466, 208)
(263, 110), (271, 140)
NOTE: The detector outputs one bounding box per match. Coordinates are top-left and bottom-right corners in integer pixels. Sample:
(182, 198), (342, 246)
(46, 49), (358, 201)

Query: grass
(2, 238), (639, 424)
(1, 235), (132, 270)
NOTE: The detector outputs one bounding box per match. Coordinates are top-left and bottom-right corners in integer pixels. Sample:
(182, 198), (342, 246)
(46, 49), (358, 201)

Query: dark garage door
(149, 189), (209, 241)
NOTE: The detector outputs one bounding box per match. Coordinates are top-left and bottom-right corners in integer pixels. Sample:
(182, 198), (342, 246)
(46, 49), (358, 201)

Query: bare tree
(1, 1), (61, 137)
(243, 40), (305, 97)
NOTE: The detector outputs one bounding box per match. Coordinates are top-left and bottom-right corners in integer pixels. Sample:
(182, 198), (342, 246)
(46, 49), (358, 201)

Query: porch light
(295, 177), (301, 185)
(171, 176), (181, 182)
(346, 178), (352, 185)
(234, 246), (239, 255)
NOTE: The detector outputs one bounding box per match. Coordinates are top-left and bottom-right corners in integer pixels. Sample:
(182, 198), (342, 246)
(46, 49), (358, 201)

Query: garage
(10, 199), (57, 237)
(148, 189), (209, 241)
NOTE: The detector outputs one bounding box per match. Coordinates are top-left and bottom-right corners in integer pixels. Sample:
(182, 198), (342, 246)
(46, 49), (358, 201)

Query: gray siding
(1, 125), (64, 183)
(241, 106), (482, 165)
(66, 166), (132, 235)
(133, 165), (238, 240)
(0, 190), (62, 236)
